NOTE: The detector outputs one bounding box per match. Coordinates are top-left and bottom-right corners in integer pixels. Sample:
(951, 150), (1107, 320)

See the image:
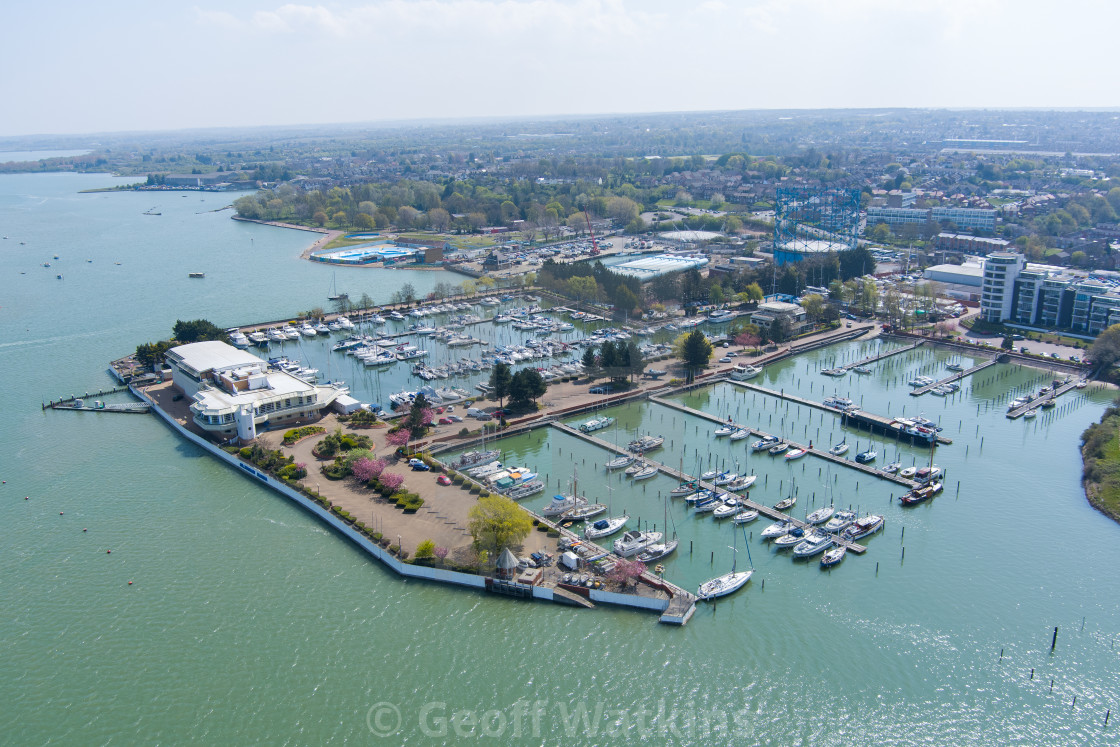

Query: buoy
(25, 496), (29, 500)
(83, 528), (87, 532)
(106, 550), (111, 554)
(128, 581), (133, 585)
(60, 511), (64, 515)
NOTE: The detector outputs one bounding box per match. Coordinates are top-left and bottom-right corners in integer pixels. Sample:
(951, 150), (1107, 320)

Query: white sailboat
(697, 527), (754, 601)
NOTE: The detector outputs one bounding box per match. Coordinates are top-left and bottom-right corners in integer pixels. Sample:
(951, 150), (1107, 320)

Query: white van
(467, 407), (488, 419)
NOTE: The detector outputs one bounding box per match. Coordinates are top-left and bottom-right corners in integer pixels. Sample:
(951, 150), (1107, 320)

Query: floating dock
(1006, 378), (1082, 419)
(550, 421), (871, 554)
(840, 340), (924, 371)
(909, 356), (1001, 396)
(720, 381), (953, 446)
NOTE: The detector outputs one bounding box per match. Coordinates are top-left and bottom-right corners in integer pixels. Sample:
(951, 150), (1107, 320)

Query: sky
(1, 0), (1116, 137)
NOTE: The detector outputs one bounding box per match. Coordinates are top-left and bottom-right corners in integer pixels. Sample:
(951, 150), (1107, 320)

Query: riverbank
(1080, 403), (1120, 523)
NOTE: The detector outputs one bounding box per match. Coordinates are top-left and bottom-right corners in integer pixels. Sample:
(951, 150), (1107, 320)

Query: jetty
(550, 421), (870, 554)
(720, 381), (953, 446)
(839, 340), (923, 371)
(909, 356), (1001, 396)
(1007, 378), (1081, 419)
(43, 386), (150, 414)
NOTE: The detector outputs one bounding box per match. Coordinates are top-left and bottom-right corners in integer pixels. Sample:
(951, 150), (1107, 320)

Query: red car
(436, 475), (452, 486)
(438, 417), (453, 425)
(491, 410), (506, 420)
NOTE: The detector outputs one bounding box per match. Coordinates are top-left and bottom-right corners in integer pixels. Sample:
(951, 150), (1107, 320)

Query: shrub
(282, 425), (325, 445)
(351, 457), (387, 483)
(372, 532), (383, 541)
(239, 447), (253, 458)
(388, 544), (400, 555)
(415, 540), (436, 559)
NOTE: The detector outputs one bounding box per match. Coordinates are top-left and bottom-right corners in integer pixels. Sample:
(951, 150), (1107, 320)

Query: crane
(584, 211), (600, 256)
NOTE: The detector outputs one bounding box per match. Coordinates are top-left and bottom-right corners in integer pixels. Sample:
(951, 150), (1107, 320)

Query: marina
(909, 356), (1001, 396)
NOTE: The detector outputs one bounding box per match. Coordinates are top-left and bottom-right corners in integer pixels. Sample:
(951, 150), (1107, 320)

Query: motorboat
(713, 424), (736, 437)
(855, 449), (877, 464)
(298, 322), (317, 337)
(1023, 409), (1038, 419)
(541, 494), (587, 517)
(697, 569), (753, 600)
(883, 462), (901, 474)
(732, 509), (759, 524)
(914, 466), (942, 484)
(584, 514), (629, 540)
(899, 466), (918, 479)
(712, 497), (742, 519)
(228, 330), (250, 348)
(793, 531), (833, 558)
(729, 428), (752, 441)
(761, 520), (792, 539)
(467, 461), (503, 478)
(773, 495), (796, 511)
(820, 545), (847, 568)
(507, 480), (545, 500)
(851, 365), (872, 375)
(768, 442), (790, 456)
(842, 514), (885, 541)
(247, 330), (268, 346)
(452, 449), (500, 469)
(561, 503), (608, 522)
(823, 396), (855, 411)
(784, 448), (808, 461)
(821, 368), (847, 377)
(751, 435), (780, 451)
(805, 506), (835, 525)
(823, 510), (856, 533)
(773, 526), (806, 548)
(605, 455), (634, 471)
(946, 362), (965, 372)
(625, 461), (647, 477)
(579, 416), (615, 433)
(636, 539), (679, 563)
(627, 435), (664, 453)
(829, 441), (849, 456)
(729, 363), (762, 380)
(631, 464), (658, 480)
(613, 529), (663, 557)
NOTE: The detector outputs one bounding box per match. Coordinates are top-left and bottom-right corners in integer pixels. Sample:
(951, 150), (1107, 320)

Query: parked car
(719, 356), (732, 363)
(438, 417), (453, 425)
(491, 410), (507, 420)
(436, 475), (452, 486)
(447, 414), (463, 422)
(408, 458), (430, 471)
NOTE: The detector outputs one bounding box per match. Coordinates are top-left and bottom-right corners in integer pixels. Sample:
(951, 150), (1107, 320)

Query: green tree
(709, 284), (725, 306)
(742, 282), (764, 303)
(414, 540), (436, 560)
(626, 340), (644, 382)
(1089, 323), (1120, 376)
(800, 293), (825, 322)
(509, 368), (547, 409)
(581, 347), (599, 379)
(676, 330), (712, 384)
(172, 319), (226, 343)
(405, 392), (431, 438)
(135, 340), (172, 368)
(489, 362), (512, 409)
(566, 275), (600, 303)
(468, 495), (534, 556)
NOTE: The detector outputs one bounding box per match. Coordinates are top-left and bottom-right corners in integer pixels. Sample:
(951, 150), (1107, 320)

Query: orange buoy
(106, 550), (111, 554)
(128, 581), (133, 585)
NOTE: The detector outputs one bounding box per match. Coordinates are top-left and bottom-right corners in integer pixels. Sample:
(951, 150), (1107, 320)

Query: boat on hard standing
(584, 514), (629, 539)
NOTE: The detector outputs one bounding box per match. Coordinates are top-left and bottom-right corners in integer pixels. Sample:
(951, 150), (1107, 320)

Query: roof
(167, 341), (261, 376)
(756, 301), (802, 313)
(496, 548), (519, 569)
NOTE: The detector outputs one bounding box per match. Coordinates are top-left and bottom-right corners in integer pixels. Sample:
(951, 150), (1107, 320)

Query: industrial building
(611, 254), (709, 280)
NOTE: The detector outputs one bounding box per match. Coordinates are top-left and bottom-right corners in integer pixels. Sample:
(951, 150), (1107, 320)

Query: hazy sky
(2, 0), (1116, 137)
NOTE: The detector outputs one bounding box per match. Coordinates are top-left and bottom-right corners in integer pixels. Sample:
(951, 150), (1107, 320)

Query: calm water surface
(2, 173), (1119, 745)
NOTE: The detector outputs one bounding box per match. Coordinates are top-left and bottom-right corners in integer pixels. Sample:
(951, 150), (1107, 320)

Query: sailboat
(327, 271), (348, 302)
(697, 526), (754, 600)
(636, 496), (678, 562)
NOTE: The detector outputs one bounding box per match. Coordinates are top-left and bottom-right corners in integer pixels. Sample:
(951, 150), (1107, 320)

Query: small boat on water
(507, 480), (545, 500)
(713, 424), (735, 437)
(605, 454), (634, 471)
(697, 534), (754, 601)
(625, 461), (647, 477)
(1023, 409), (1038, 419)
(899, 466), (918, 479)
(751, 435), (780, 452)
(584, 514), (629, 539)
(773, 495), (796, 511)
(700, 468), (720, 480)
(851, 365), (872, 375)
(820, 545), (847, 568)
(562, 503), (608, 522)
(579, 416), (615, 433)
(541, 493), (587, 517)
(631, 464), (658, 480)
(784, 448), (808, 461)
(712, 497), (742, 519)
(842, 514), (885, 541)
(188, 272), (205, 278)
(729, 363), (762, 380)
(768, 442), (790, 456)
(712, 471), (739, 486)
(729, 428), (752, 441)
(725, 475), (756, 492)
(613, 529), (663, 557)
(731, 506), (758, 523)
(792, 531), (833, 558)
(773, 526), (806, 548)
(670, 481), (699, 497)
(855, 449), (877, 464)
(805, 506), (835, 525)
(823, 510), (856, 533)
(946, 362), (965, 372)
(900, 481), (943, 506)
(883, 462), (901, 474)
(829, 440), (849, 456)
(636, 538), (679, 563)
(627, 435), (664, 453)
(761, 520), (792, 539)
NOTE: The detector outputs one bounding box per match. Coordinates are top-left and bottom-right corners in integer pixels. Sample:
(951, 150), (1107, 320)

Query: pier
(720, 381), (953, 446)
(1007, 378), (1082, 419)
(43, 386), (150, 414)
(550, 422), (870, 554)
(909, 356), (1001, 396)
(839, 339), (924, 371)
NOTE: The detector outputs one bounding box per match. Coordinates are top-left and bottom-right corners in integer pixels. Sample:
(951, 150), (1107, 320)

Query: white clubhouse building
(165, 341), (344, 441)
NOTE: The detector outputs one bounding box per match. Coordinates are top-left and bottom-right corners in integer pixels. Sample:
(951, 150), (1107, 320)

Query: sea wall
(135, 386), (674, 617)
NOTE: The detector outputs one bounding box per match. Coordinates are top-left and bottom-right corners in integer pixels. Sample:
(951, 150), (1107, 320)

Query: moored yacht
(584, 514), (629, 539)
(841, 514), (885, 541)
(613, 529), (663, 557)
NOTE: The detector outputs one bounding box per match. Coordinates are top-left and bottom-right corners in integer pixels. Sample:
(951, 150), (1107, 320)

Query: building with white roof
(165, 340), (343, 440)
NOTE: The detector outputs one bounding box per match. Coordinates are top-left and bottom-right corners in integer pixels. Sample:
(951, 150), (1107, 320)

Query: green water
(3, 173), (1120, 745)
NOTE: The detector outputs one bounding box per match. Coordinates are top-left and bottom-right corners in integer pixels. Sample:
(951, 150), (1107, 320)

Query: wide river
(2, 172), (1119, 745)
